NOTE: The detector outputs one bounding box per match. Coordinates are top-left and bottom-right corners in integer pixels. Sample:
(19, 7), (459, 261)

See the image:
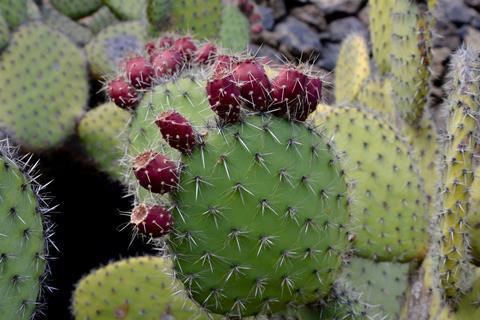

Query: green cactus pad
(369, 0), (394, 74)
(0, 139), (48, 320)
(469, 167), (480, 261)
(356, 76), (395, 120)
(146, 0), (172, 32)
(127, 75), (215, 201)
(78, 103), (131, 181)
(79, 6), (118, 34)
(73, 256), (207, 320)
(341, 257), (410, 319)
(26, 0), (41, 20)
(86, 21), (147, 79)
(219, 4), (250, 52)
(314, 106), (429, 261)
(0, 22), (88, 151)
(50, 0), (103, 20)
(127, 75), (215, 160)
(335, 34), (370, 105)
(0, 0), (27, 29)
(165, 0), (222, 39)
(103, 0), (146, 21)
(390, 0), (431, 124)
(167, 115), (350, 316)
(0, 12), (8, 50)
(43, 6), (93, 46)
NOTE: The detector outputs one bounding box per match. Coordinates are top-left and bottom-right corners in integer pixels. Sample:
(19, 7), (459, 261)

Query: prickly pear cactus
(43, 6), (93, 46)
(341, 257), (410, 319)
(369, 0), (394, 74)
(0, 22), (88, 151)
(312, 106), (429, 261)
(356, 77), (395, 119)
(50, 0), (103, 20)
(0, 12), (8, 50)
(469, 167), (480, 262)
(335, 34), (370, 105)
(0, 0), (27, 29)
(78, 103), (131, 181)
(219, 5), (250, 52)
(0, 139), (50, 320)
(73, 256), (207, 320)
(78, 6), (118, 34)
(104, 0), (146, 20)
(86, 21), (147, 78)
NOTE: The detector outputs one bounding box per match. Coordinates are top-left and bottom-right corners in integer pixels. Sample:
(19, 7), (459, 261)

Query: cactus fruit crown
(0, 138), (53, 320)
(105, 33), (352, 317)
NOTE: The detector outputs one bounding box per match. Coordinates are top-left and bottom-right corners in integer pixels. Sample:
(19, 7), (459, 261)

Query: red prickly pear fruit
(213, 55), (236, 76)
(251, 23), (263, 34)
(249, 13), (262, 23)
(155, 110), (196, 154)
(238, 0), (254, 15)
(305, 77), (323, 113)
(107, 78), (138, 109)
(194, 43), (217, 64)
(158, 35), (174, 49)
(133, 151), (179, 194)
(270, 68), (307, 117)
(232, 59), (271, 111)
(151, 49), (183, 77)
(206, 75), (242, 123)
(125, 56), (154, 89)
(173, 36), (197, 61)
(145, 41), (156, 55)
(131, 204), (173, 237)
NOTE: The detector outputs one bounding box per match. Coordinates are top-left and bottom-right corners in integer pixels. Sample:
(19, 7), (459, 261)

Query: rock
(431, 47), (451, 80)
(312, 0), (364, 16)
(433, 19), (461, 50)
(273, 16), (322, 59)
(259, 0), (286, 20)
(316, 42), (341, 71)
(441, 0), (477, 25)
(465, 0), (480, 11)
(464, 26), (480, 50)
(324, 17), (367, 42)
(257, 5), (275, 31)
(249, 44), (283, 64)
(291, 5), (328, 31)
(358, 5), (370, 26)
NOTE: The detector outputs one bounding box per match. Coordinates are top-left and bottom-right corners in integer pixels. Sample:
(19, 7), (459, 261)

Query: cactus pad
(79, 6), (118, 35)
(0, 22), (88, 151)
(50, 0), (102, 20)
(219, 5), (250, 52)
(356, 76), (395, 119)
(86, 21), (147, 79)
(73, 256), (206, 320)
(0, 139), (49, 320)
(469, 167), (480, 262)
(314, 106), (429, 261)
(146, 0), (172, 32)
(167, 115), (350, 316)
(43, 6), (93, 46)
(0, 12), (8, 50)
(78, 103), (130, 181)
(335, 34), (370, 105)
(342, 257), (410, 319)
(0, 0), (27, 29)
(103, 0), (146, 21)
(369, 0), (394, 74)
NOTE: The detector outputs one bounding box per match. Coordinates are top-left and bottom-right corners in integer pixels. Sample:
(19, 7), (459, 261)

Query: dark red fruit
(232, 59), (271, 111)
(145, 41), (156, 55)
(173, 36), (197, 61)
(213, 55), (236, 76)
(125, 56), (154, 89)
(151, 49), (183, 77)
(238, 0), (254, 15)
(158, 35), (174, 49)
(155, 110), (196, 154)
(249, 13), (262, 23)
(206, 75), (242, 123)
(305, 77), (323, 113)
(107, 78), (138, 109)
(133, 151), (178, 194)
(131, 204), (172, 237)
(251, 23), (263, 34)
(270, 68), (307, 117)
(194, 43), (217, 64)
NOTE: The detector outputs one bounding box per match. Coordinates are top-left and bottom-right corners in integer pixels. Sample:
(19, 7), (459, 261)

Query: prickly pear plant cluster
(0, 139), (53, 320)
